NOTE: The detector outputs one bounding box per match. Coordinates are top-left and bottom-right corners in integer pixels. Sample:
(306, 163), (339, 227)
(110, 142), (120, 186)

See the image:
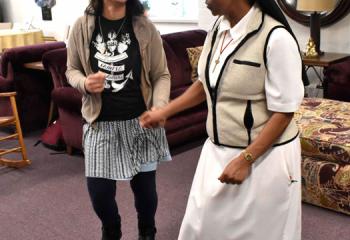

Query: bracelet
(242, 150), (254, 163)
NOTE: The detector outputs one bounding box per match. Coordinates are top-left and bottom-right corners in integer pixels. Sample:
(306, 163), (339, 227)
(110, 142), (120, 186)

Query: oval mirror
(277, 0), (350, 26)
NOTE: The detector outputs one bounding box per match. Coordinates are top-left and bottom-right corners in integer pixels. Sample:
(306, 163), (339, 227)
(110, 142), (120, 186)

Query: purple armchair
(323, 57), (350, 102)
(161, 30), (208, 147)
(42, 48), (83, 153)
(0, 41), (66, 132)
(42, 29), (207, 153)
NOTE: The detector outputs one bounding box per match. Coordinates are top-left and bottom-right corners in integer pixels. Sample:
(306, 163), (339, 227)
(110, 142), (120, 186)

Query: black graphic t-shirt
(90, 15), (146, 121)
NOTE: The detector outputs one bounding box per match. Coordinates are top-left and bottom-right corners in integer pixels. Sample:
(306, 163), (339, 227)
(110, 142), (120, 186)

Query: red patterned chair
(294, 98), (350, 215)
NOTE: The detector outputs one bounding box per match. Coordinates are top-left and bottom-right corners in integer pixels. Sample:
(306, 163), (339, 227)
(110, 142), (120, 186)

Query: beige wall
(4, 0), (198, 36)
(4, 0), (88, 23)
(4, 0), (88, 40)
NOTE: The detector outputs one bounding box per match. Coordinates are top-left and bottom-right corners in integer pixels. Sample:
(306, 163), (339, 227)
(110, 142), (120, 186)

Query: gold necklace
(212, 30), (234, 73)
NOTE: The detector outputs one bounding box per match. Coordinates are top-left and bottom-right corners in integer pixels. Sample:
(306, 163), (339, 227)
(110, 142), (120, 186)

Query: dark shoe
(101, 226), (122, 240)
(138, 227), (156, 240)
(138, 235), (155, 240)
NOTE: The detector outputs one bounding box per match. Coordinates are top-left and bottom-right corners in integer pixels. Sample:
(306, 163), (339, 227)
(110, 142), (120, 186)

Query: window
(141, 0), (198, 23)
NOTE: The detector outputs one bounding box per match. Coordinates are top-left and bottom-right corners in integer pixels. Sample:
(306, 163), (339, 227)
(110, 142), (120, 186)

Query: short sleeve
(265, 28), (304, 112)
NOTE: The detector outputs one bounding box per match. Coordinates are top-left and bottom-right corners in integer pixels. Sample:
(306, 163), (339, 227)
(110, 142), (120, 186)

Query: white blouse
(199, 6), (304, 113)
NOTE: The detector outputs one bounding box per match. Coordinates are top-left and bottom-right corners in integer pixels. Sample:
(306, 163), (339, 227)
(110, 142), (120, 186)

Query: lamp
(297, 0), (336, 56)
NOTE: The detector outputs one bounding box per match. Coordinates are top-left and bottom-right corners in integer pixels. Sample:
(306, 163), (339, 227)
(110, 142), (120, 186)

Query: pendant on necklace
(212, 58), (220, 73)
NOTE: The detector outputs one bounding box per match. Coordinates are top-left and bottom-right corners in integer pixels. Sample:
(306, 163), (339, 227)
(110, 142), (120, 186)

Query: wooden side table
(23, 61), (44, 70)
(302, 52), (350, 96)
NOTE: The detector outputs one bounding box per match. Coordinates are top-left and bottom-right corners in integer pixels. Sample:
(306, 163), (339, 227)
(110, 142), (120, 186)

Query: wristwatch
(242, 150), (254, 163)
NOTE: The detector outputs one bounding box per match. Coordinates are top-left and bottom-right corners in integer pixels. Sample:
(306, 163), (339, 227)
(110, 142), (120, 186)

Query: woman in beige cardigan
(66, 0), (171, 239)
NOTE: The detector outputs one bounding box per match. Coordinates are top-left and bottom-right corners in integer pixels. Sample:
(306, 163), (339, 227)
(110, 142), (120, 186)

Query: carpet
(0, 131), (349, 240)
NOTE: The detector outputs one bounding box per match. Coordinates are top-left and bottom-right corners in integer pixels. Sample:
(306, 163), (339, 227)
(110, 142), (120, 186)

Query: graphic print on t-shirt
(92, 31), (132, 92)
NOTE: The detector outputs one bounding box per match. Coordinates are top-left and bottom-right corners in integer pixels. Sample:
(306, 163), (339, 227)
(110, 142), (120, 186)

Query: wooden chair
(0, 92), (31, 168)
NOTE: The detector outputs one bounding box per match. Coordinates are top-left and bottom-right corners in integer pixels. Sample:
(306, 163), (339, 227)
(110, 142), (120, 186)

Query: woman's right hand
(84, 71), (106, 93)
(139, 108), (167, 128)
(140, 81), (206, 128)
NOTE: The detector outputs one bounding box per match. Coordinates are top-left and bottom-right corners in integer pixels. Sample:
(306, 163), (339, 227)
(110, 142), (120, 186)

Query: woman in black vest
(140, 0), (304, 239)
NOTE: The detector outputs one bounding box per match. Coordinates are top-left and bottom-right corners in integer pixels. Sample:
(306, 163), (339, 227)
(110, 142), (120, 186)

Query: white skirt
(178, 137), (301, 240)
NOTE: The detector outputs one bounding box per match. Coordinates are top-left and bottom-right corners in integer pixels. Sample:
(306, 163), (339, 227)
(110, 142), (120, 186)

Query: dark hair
(249, 0), (292, 34)
(85, 0), (144, 17)
(249, 0), (309, 86)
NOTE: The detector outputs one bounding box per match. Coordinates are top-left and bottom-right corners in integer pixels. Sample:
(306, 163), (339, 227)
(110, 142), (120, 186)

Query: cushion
(301, 156), (350, 215)
(294, 98), (350, 164)
(186, 46), (203, 82)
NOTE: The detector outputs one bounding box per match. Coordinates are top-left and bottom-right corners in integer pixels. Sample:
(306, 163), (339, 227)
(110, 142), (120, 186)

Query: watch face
(247, 155), (253, 162)
(243, 151), (254, 163)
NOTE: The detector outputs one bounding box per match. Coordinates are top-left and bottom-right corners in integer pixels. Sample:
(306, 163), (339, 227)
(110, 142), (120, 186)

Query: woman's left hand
(218, 155), (252, 185)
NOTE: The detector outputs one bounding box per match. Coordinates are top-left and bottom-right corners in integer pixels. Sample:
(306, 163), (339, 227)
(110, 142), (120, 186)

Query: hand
(151, 107), (166, 127)
(139, 107), (167, 128)
(85, 71), (106, 93)
(218, 155), (252, 185)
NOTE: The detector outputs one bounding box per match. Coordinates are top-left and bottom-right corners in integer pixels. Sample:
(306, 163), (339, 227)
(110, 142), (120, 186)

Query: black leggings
(87, 171), (157, 233)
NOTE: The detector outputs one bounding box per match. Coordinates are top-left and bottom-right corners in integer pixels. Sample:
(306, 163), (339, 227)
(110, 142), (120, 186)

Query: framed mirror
(277, 0), (350, 26)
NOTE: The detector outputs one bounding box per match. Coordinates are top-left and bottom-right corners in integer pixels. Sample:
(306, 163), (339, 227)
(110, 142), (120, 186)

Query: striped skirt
(83, 118), (171, 180)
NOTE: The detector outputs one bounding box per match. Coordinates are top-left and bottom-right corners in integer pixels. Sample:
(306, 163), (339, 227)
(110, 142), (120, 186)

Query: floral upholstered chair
(294, 98), (350, 215)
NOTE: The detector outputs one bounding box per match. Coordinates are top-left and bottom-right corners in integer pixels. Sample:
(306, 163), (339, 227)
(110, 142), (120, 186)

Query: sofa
(161, 30), (208, 147)
(0, 41), (66, 132)
(294, 98), (350, 215)
(323, 57), (350, 102)
(42, 29), (208, 153)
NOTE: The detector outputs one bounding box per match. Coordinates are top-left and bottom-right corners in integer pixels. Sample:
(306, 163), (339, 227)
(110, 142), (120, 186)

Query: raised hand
(139, 107), (167, 128)
(85, 71), (106, 93)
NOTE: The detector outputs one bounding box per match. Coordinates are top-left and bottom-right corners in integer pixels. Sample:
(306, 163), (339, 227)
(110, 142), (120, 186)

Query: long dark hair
(85, 0), (144, 17)
(249, 0), (309, 85)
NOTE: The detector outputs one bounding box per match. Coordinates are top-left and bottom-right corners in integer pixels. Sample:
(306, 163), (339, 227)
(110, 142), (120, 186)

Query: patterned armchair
(294, 98), (350, 215)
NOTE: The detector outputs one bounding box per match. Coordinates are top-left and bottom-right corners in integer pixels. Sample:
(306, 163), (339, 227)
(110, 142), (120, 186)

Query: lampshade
(297, 0), (336, 12)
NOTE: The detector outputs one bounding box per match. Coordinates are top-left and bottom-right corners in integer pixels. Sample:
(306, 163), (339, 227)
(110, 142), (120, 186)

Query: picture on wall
(141, 0), (198, 22)
(35, 0), (56, 20)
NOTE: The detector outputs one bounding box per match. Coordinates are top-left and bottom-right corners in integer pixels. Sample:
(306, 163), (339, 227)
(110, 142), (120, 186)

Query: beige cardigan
(66, 14), (170, 123)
